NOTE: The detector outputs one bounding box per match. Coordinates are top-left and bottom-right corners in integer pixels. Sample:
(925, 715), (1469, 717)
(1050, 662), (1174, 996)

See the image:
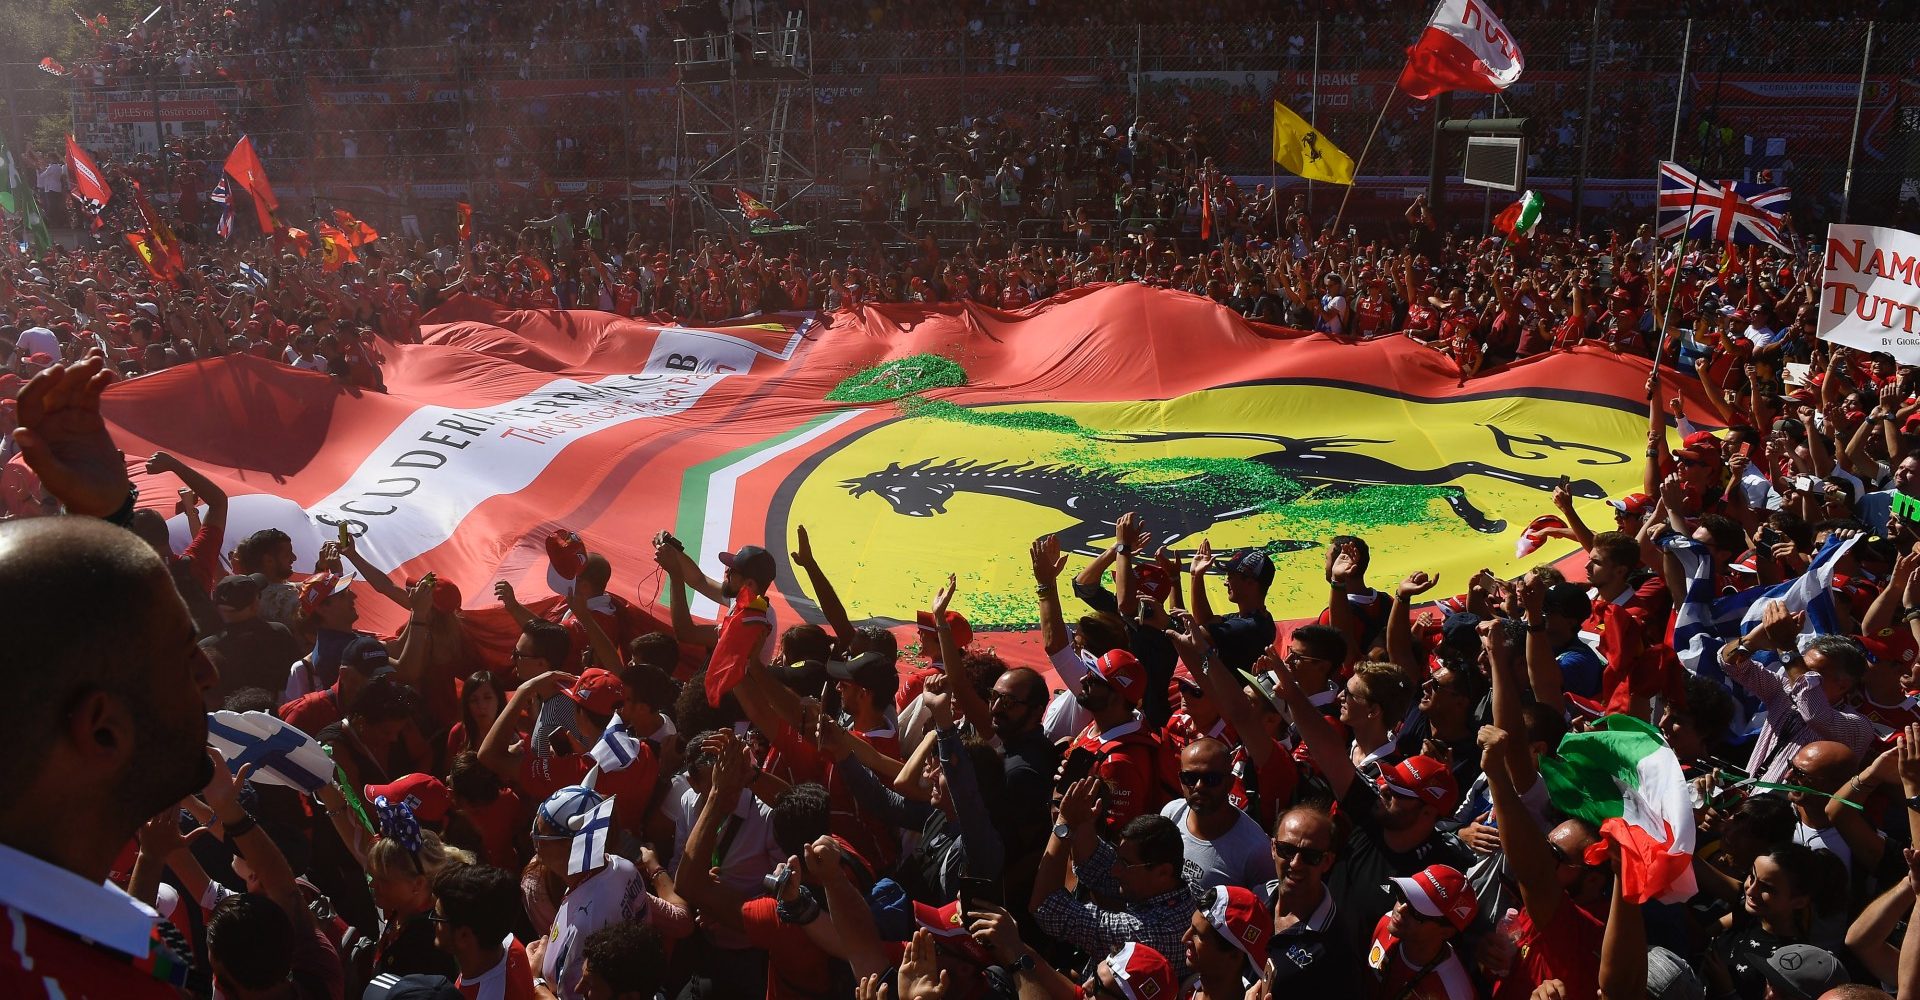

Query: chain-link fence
(9, 17), (1918, 242)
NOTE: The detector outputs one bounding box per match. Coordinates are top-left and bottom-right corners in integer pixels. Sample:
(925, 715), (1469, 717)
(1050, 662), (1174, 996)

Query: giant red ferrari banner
(104, 285), (1713, 653)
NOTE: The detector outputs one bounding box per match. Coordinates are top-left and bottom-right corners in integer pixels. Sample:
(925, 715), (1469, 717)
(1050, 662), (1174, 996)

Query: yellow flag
(1271, 101), (1355, 185)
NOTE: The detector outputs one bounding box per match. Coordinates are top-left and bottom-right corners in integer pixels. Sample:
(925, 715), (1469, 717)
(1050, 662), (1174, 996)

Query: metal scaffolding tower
(672, 3), (816, 232)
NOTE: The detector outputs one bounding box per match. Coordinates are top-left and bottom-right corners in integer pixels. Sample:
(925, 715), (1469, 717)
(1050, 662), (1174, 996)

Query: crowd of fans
(16, 241), (1920, 1000)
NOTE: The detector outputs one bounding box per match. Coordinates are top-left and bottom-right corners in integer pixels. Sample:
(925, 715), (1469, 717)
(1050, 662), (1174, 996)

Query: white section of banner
(1430, 0), (1525, 89)
(1817, 223), (1920, 364)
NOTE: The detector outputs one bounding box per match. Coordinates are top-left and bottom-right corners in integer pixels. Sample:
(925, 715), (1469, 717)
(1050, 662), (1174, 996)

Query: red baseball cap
(1133, 564), (1174, 604)
(1200, 885), (1272, 978)
(296, 573), (352, 617)
(364, 773), (451, 825)
(1674, 430), (1723, 467)
(915, 610), (973, 649)
(1607, 492), (1653, 518)
(407, 575), (463, 615)
(1375, 754), (1459, 814)
(564, 667), (627, 717)
(1390, 863), (1479, 932)
(1106, 942), (1174, 1000)
(1091, 649), (1147, 704)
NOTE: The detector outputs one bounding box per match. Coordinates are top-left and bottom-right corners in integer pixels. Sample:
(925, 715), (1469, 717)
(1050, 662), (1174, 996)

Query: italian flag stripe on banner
(1539, 715), (1697, 903)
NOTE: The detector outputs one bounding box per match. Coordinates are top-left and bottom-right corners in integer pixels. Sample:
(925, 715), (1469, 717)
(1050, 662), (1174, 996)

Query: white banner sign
(1818, 223), (1920, 363)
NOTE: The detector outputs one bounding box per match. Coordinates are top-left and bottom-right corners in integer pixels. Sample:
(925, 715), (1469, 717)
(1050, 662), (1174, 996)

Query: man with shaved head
(1788, 740), (1858, 873)
(0, 357), (221, 997)
(1159, 736), (1276, 890)
(1481, 725), (1613, 1000)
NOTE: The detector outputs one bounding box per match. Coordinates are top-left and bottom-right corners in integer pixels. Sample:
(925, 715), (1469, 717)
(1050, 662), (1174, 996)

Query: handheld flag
(210, 176), (235, 239)
(567, 793), (617, 875)
(1493, 190), (1543, 238)
(38, 58), (69, 77)
(331, 210), (378, 247)
(0, 132), (51, 251)
(1657, 161), (1790, 251)
(706, 581), (768, 707)
(588, 712), (643, 775)
(223, 135), (280, 232)
(1540, 715), (1696, 903)
(1514, 513), (1564, 558)
(735, 188), (781, 224)
(205, 711), (336, 792)
(456, 201), (472, 241)
(131, 180), (185, 279)
(65, 135), (111, 214)
(317, 224), (359, 271)
(1398, 0), (1524, 99)
(279, 226), (313, 258)
(1271, 101), (1355, 185)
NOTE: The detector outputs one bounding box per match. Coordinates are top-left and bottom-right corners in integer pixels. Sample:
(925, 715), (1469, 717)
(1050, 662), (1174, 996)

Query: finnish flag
(205, 711), (335, 793)
(589, 712), (642, 775)
(568, 794), (618, 876)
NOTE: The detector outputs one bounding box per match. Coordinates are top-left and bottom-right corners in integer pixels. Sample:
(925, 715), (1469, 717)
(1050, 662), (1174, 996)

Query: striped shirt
(1721, 651), (1878, 782)
(1035, 838), (1205, 982)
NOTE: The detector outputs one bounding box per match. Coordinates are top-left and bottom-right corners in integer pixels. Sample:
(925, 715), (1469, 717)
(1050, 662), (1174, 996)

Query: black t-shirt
(1209, 608), (1277, 675)
(1073, 579), (1177, 728)
(1327, 780), (1474, 951)
(1711, 912), (1801, 1000)
(203, 617), (305, 700)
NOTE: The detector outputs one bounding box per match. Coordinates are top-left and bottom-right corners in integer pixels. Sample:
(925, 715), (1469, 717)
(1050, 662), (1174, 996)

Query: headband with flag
(567, 794), (617, 875)
(373, 795), (425, 872)
(587, 711), (642, 779)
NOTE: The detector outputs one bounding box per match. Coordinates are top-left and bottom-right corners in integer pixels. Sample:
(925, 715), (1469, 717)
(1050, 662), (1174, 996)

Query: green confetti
(826, 354), (969, 403)
(896, 397), (1091, 436)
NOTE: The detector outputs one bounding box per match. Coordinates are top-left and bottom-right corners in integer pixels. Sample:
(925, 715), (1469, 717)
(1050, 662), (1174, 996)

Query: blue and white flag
(205, 710), (335, 792)
(210, 176), (235, 240)
(1712, 530), (1860, 645)
(567, 793), (618, 876)
(589, 712), (642, 775)
(1661, 534), (1723, 678)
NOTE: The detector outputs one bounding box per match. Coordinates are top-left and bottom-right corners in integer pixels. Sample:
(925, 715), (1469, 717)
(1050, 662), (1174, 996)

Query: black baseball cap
(720, 544), (777, 589)
(827, 650), (900, 702)
(1225, 549), (1276, 588)
(341, 635), (396, 679)
(212, 574), (263, 610)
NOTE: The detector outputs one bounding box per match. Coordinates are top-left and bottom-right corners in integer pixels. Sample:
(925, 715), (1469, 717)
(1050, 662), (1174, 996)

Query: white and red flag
(1397, 0), (1524, 99)
(65, 135), (111, 214)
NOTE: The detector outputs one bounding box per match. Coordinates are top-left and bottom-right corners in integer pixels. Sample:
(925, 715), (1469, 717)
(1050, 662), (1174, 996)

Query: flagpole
(1651, 39), (1729, 387)
(1307, 20), (1319, 221)
(1332, 0), (1440, 239)
(1839, 21), (1874, 224)
(1667, 19), (1692, 161)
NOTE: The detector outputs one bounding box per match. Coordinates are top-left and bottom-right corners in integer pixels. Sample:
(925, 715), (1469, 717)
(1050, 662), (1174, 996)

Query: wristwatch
(1906, 795), (1920, 815)
(1012, 952), (1036, 972)
(1052, 822), (1073, 841)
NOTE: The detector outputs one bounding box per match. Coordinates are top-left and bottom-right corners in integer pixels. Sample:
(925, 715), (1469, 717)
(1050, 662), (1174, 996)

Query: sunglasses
(424, 911), (451, 925)
(1548, 841), (1604, 871)
(1179, 770), (1229, 789)
(1270, 841), (1328, 866)
(1676, 457), (1704, 468)
(1385, 887), (1446, 921)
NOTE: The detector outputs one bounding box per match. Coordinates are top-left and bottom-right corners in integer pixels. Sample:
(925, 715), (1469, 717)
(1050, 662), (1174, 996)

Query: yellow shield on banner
(775, 383), (1647, 628)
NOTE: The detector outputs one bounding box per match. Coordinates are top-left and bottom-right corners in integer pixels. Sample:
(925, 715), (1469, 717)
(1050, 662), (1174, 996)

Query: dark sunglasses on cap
(1271, 841), (1328, 866)
(1179, 770), (1229, 789)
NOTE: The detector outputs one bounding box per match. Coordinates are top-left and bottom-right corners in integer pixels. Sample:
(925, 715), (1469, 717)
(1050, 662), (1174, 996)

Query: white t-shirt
(1794, 821), (1853, 874)
(1041, 646), (1096, 743)
(14, 326), (61, 363)
(543, 855), (649, 1000)
(663, 777), (781, 950)
(1159, 799), (1277, 891)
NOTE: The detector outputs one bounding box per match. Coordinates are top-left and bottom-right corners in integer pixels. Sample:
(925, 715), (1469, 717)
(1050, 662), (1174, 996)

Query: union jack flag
(210, 175), (234, 239)
(1657, 160), (1790, 251)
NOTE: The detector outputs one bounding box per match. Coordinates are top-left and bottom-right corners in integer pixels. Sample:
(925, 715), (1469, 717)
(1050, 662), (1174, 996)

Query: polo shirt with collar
(0, 841), (186, 999)
(1263, 881), (1360, 991)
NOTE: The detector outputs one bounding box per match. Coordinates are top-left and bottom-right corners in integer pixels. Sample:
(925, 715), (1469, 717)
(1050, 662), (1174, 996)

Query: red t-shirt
(1072, 721), (1167, 836)
(1495, 898), (1604, 1000)
(280, 686), (345, 737)
(173, 520), (225, 595)
(521, 742), (658, 841)
(456, 789), (526, 871)
(0, 907), (185, 1000)
(457, 935), (537, 1000)
(741, 898), (835, 1000)
(1229, 735), (1298, 832)
(1366, 915), (1476, 1000)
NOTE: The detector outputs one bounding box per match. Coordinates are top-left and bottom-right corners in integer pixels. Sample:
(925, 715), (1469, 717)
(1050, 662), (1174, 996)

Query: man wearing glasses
(1158, 738), (1276, 891)
(1264, 805), (1360, 992)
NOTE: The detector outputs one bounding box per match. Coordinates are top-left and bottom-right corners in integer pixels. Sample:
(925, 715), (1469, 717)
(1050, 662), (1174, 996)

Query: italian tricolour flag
(1539, 715), (1697, 903)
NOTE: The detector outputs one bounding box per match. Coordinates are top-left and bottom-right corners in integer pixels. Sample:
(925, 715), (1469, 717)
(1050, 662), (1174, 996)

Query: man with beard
(0, 357), (221, 997)
(990, 666), (1060, 892)
(654, 533), (777, 663)
(1065, 648), (1169, 836)
(1269, 648), (1471, 948)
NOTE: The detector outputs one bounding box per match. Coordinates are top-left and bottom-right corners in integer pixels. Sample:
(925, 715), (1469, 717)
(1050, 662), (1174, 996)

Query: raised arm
(1267, 632), (1357, 798)
(391, 577), (438, 688)
(1032, 535), (1072, 657)
(1597, 847), (1645, 1000)
(1385, 571), (1440, 675)
(791, 526), (856, 650)
(674, 738), (753, 931)
(932, 575), (994, 736)
(201, 752), (312, 934)
(477, 670), (576, 780)
(146, 451), (227, 537)
(1187, 539), (1220, 629)
(1480, 727), (1564, 926)
(654, 537), (719, 647)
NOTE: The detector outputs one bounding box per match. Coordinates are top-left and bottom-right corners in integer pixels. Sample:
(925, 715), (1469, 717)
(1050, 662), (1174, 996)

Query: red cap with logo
(1390, 864), (1479, 932)
(364, 773), (452, 825)
(1092, 649), (1147, 704)
(564, 667), (628, 716)
(1201, 885), (1273, 978)
(1375, 754), (1459, 814)
(1106, 942), (1175, 1000)
(1133, 564), (1175, 604)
